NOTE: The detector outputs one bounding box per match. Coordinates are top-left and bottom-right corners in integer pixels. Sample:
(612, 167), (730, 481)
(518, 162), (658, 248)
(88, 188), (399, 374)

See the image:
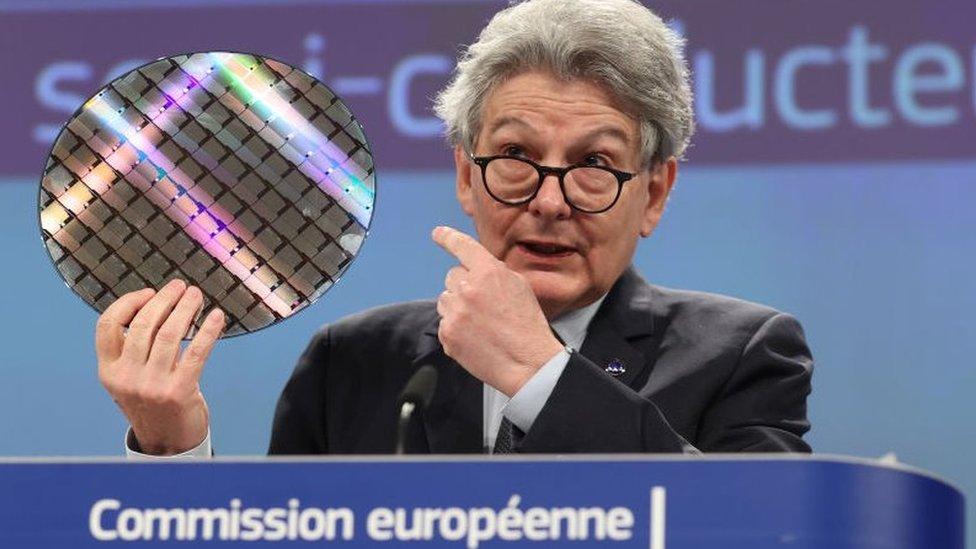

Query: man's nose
(528, 172), (572, 219)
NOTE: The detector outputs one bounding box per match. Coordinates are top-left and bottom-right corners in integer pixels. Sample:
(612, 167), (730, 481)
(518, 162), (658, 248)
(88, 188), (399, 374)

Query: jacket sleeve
(695, 313), (813, 452)
(267, 328), (331, 455)
(517, 312), (812, 453)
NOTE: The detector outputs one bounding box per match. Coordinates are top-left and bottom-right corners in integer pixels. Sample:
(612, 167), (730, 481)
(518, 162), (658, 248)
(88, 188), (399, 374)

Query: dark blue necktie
(493, 417), (518, 454)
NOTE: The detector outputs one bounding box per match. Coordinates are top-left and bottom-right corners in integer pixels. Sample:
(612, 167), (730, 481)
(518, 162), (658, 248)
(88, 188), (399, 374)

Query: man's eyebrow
(578, 126), (632, 147)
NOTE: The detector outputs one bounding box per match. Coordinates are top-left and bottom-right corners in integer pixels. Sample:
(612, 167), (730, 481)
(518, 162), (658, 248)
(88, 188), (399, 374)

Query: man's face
(455, 71), (677, 318)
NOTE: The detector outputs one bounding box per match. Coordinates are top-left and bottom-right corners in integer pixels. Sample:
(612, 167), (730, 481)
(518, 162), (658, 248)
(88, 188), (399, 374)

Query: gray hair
(433, 0), (695, 167)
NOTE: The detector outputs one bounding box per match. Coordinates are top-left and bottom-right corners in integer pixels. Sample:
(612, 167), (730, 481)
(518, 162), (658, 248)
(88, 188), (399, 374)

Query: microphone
(395, 365), (438, 454)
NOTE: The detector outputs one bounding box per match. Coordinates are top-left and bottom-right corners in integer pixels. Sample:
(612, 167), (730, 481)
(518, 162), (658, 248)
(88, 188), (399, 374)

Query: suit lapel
(411, 321), (483, 454)
(578, 267), (660, 388)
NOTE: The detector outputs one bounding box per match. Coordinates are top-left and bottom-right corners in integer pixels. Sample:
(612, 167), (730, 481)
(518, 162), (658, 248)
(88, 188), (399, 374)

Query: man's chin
(521, 270), (587, 317)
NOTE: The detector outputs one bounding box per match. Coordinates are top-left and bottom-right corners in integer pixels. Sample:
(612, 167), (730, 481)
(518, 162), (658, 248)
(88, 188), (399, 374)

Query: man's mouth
(517, 240), (577, 257)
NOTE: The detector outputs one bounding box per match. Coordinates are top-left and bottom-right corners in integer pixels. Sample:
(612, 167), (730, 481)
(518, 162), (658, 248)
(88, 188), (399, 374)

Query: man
(96, 0), (812, 456)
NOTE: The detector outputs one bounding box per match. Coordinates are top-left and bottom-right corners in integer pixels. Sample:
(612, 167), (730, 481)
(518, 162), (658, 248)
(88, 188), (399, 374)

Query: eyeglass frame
(467, 152), (638, 214)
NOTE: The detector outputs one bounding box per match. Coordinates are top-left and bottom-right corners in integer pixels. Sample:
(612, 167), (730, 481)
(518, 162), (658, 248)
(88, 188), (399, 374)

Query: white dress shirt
(127, 294), (607, 458)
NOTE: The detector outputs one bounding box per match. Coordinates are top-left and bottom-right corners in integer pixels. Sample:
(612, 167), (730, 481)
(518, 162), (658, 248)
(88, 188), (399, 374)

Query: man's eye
(582, 154), (608, 167)
(503, 145), (526, 157)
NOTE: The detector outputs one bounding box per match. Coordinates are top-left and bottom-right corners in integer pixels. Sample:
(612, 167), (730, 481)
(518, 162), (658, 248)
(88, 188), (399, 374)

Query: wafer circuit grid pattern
(39, 52), (376, 336)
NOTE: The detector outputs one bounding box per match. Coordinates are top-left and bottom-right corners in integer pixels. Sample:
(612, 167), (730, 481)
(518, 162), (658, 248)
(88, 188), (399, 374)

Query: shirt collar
(549, 293), (608, 350)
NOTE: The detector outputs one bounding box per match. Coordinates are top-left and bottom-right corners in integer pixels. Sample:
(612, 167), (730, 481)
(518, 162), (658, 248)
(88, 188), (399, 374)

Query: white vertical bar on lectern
(650, 486), (666, 549)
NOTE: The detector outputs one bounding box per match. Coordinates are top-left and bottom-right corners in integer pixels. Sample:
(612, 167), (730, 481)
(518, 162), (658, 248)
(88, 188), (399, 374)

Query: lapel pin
(605, 358), (626, 377)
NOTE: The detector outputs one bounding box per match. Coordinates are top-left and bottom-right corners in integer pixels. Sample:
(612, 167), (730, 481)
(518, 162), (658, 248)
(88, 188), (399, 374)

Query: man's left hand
(432, 226), (564, 397)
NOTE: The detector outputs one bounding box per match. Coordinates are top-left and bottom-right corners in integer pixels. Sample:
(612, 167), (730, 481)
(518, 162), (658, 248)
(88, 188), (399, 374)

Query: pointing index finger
(432, 226), (497, 270)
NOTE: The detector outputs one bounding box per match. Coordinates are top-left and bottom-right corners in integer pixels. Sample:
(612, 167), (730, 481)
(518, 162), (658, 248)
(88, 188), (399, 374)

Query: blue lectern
(0, 455), (964, 548)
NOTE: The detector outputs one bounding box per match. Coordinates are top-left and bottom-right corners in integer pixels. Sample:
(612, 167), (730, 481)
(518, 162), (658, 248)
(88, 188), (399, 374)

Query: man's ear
(454, 145), (476, 217)
(640, 156), (677, 237)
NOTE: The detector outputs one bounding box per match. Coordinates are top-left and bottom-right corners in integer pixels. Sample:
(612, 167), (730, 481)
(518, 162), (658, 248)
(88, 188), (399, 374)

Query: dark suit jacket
(268, 267), (813, 454)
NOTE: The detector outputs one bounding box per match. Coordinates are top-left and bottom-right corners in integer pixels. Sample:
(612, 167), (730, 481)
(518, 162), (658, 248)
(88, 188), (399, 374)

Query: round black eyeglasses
(469, 153), (636, 214)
